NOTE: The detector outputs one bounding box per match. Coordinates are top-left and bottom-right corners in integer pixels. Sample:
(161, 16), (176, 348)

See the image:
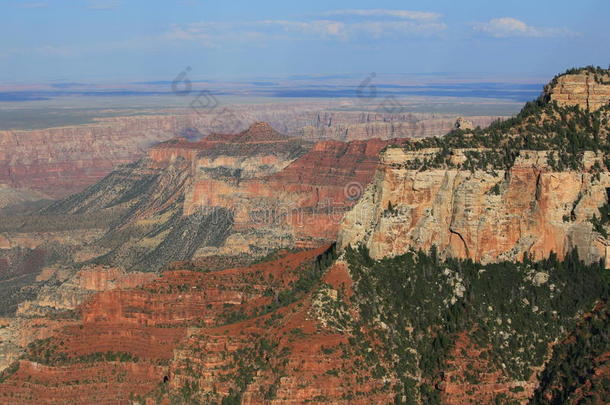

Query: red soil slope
(0, 248), (393, 404)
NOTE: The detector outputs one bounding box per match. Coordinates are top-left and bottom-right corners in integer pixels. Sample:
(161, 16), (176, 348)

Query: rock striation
(46, 122), (402, 263)
(0, 122), (403, 372)
(546, 68), (610, 111)
(340, 68), (610, 266)
(0, 68), (608, 403)
(339, 148), (610, 266)
(16, 266), (157, 317)
(0, 108), (501, 198)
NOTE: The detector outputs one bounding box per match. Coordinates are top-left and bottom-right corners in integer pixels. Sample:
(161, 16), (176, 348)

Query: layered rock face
(546, 69), (610, 111)
(339, 68), (610, 266)
(147, 123), (400, 255)
(0, 266), (156, 373)
(16, 266), (157, 317)
(0, 115), (197, 198)
(0, 122), (397, 355)
(0, 248), (393, 404)
(297, 114), (498, 141)
(0, 124), (399, 388)
(0, 122), (396, 345)
(185, 139), (394, 249)
(0, 68), (608, 403)
(339, 148), (610, 266)
(0, 107), (501, 198)
(0, 244), (604, 404)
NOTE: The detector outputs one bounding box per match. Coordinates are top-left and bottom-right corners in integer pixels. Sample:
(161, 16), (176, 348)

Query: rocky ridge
(0, 247), (396, 404)
(0, 123), (401, 377)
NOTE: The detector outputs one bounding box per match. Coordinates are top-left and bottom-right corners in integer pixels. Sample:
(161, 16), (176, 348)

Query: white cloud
(352, 20), (446, 37)
(473, 17), (576, 38)
(18, 2), (48, 8)
(163, 22), (271, 48)
(257, 18), (446, 39)
(258, 20), (348, 38)
(164, 10), (446, 47)
(35, 45), (74, 57)
(87, 0), (120, 10)
(321, 9), (442, 22)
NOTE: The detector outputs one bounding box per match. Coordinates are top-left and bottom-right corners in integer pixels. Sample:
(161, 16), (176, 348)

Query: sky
(1, 0), (609, 83)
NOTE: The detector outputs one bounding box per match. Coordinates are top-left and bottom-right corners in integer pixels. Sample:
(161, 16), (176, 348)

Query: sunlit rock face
(546, 70), (610, 111)
(148, 123), (400, 255)
(339, 148), (610, 267)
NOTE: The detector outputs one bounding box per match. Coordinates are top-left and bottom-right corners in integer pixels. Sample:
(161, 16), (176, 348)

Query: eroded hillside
(0, 67), (608, 404)
(0, 122), (403, 374)
(0, 243), (607, 404)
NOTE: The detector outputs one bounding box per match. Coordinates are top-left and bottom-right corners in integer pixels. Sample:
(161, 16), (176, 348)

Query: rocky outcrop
(1, 69), (607, 404)
(0, 115), (196, 198)
(0, 360), (165, 404)
(16, 266), (157, 317)
(0, 122), (402, 371)
(0, 266), (156, 374)
(181, 131), (399, 254)
(545, 69), (610, 111)
(298, 114), (498, 141)
(2, 242), (601, 404)
(339, 148), (610, 266)
(454, 117), (474, 130)
(0, 317), (80, 373)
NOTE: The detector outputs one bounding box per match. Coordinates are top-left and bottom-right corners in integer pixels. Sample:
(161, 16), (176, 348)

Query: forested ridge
(345, 245), (609, 404)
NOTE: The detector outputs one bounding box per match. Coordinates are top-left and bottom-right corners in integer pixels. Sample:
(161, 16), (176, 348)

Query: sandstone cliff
(0, 265), (155, 374)
(0, 121), (400, 370)
(0, 248), (397, 404)
(339, 68), (610, 266)
(339, 148), (610, 266)
(29, 122), (400, 269)
(0, 243), (605, 404)
(545, 67), (610, 111)
(16, 266), (157, 317)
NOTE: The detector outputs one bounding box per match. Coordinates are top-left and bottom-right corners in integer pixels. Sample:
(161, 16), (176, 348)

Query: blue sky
(1, 0), (609, 83)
